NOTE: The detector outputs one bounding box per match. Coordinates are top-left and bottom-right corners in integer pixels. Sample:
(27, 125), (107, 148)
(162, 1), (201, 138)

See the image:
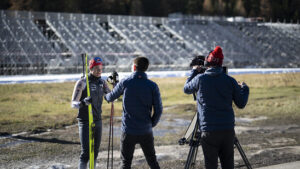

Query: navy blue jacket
(105, 71), (163, 135)
(184, 67), (249, 131)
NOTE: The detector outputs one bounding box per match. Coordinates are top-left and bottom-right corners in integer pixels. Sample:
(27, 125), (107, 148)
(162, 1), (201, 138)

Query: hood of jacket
(204, 66), (223, 76)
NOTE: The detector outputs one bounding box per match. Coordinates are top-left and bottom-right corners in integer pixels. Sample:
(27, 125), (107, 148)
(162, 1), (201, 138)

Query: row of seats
(218, 21), (300, 67)
(1, 11), (300, 73)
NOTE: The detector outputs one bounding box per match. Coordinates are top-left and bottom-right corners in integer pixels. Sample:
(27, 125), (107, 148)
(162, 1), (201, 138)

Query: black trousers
(78, 120), (102, 169)
(120, 132), (160, 169)
(201, 129), (235, 169)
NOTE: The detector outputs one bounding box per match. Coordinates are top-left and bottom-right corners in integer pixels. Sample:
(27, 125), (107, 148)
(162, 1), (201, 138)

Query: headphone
(204, 50), (214, 67)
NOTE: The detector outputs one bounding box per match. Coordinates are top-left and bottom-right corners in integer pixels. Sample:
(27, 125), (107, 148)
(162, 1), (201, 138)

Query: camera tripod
(179, 113), (252, 169)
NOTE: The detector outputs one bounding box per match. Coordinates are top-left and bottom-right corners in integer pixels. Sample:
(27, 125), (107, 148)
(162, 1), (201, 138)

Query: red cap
(206, 46), (224, 66)
(89, 57), (102, 69)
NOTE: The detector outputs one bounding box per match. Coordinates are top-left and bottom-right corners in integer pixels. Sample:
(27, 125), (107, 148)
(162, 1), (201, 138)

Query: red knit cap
(206, 46), (224, 66)
(89, 57), (102, 69)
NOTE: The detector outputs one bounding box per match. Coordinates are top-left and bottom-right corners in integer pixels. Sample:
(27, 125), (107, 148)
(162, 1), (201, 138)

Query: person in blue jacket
(105, 56), (163, 169)
(184, 46), (249, 169)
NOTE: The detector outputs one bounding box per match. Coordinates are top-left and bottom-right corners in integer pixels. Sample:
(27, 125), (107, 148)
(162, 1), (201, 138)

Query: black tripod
(179, 113), (252, 169)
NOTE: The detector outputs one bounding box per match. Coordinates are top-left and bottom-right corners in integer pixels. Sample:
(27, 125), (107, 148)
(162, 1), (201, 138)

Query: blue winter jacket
(105, 71), (163, 135)
(184, 67), (249, 131)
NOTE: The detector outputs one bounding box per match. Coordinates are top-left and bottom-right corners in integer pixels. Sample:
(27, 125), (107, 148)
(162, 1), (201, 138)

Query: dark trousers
(120, 132), (160, 169)
(201, 129), (235, 169)
(78, 120), (102, 169)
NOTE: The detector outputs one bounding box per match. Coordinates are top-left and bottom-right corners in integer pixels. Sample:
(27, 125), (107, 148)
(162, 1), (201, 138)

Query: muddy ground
(1, 109), (300, 169)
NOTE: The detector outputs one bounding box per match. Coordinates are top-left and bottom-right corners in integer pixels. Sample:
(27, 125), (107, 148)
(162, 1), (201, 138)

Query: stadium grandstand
(0, 10), (299, 75)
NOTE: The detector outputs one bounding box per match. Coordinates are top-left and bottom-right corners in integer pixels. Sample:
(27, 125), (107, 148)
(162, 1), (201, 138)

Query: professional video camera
(189, 55), (206, 73)
(190, 54), (228, 75)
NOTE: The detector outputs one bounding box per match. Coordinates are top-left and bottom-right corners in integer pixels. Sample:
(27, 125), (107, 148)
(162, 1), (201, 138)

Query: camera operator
(183, 46), (249, 169)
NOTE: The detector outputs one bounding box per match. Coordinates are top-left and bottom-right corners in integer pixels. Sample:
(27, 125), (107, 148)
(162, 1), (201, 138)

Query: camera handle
(192, 93), (196, 101)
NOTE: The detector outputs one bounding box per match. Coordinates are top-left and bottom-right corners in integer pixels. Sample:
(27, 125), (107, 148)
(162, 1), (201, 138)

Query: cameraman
(183, 46), (249, 169)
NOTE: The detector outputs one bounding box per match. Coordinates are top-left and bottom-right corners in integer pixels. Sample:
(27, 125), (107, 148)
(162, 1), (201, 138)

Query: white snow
(0, 68), (300, 84)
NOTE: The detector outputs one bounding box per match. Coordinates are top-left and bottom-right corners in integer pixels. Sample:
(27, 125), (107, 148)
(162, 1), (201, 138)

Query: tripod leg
(185, 132), (201, 169)
(234, 137), (252, 169)
(191, 146), (199, 167)
(185, 146), (198, 169)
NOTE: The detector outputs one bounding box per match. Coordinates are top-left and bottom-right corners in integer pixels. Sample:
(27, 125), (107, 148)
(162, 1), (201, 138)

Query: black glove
(80, 96), (92, 106)
(107, 71), (119, 85)
(104, 95), (110, 103)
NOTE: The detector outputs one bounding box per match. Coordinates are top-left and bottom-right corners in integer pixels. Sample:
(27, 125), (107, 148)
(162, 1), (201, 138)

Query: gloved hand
(107, 71), (119, 85)
(238, 81), (247, 88)
(104, 95), (109, 103)
(81, 96), (92, 106)
(192, 65), (206, 73)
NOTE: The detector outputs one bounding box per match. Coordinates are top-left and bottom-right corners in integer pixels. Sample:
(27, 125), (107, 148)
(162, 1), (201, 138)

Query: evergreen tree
(142, 0), (163, 16)
(0, 0), (11, 9)
(1, 0), (298, 22)
(223, 0), (237, 16)
(210, 0), (221, 15)
(166, 0), (188, 14)
(242, 0), (252, 17)
(252, 0), (260, 16)
(187, 0), (205, 14)
(128, 0), (143, 16)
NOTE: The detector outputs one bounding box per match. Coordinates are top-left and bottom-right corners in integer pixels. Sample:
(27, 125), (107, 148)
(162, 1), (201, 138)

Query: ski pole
(81, 54), (85, 78)
(107, 72), (118, 169)
(111, 99), (114, 169)
(107, 81), (116, 169)
(107, 113), (112, 169)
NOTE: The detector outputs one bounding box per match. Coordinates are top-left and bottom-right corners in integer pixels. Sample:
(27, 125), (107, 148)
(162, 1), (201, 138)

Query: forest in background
(0, 0), (299, 23)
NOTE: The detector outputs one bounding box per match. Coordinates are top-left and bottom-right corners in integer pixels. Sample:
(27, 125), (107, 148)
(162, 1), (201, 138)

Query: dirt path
(1, 113), (300, 169)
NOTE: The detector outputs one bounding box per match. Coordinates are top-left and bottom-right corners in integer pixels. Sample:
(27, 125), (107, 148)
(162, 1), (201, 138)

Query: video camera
(189, 55), (206, 73)
(107, 71), (119, 85)
(190, 55), (228, 74)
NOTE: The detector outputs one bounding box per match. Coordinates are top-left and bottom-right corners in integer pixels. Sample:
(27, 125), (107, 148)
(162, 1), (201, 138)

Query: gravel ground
(1, 112), (300, 169)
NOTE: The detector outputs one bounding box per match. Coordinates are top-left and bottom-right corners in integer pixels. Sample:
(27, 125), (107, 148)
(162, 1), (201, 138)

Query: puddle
(103, 115), (191, 137)
(24, 163), (71, 169)
(0, 139), (35, 148)
(235, 116), (268, 123)
(266, 137), (297, 146)
(160, 118), (191, 127)
(154, 117), (191, 136)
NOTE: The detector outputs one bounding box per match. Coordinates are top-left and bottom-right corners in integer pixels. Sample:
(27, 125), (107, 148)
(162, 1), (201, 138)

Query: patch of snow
(1, 68), (300, 84)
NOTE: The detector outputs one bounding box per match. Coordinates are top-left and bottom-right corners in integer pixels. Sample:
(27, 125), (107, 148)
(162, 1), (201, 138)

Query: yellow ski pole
(85, 53), (95, 169)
